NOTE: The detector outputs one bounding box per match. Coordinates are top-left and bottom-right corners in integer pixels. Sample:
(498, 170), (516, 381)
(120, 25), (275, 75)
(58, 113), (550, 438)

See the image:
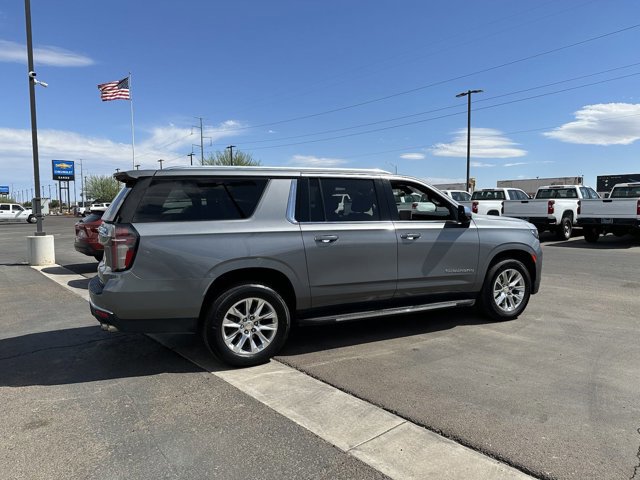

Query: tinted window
(132, 178), (268, 222)
(12, 205), (24, 211)
(610, 186), (640, 198)
(471, 190), (506, 200)
(535, 188), (578, 199)
(0, 204), (9, 211)
(451, 191), (471, 202)
(296, 178), (379, 222)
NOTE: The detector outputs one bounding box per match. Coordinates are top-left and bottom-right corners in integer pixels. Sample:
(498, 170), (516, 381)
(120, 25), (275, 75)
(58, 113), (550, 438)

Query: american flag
(98, 77), (130, 101)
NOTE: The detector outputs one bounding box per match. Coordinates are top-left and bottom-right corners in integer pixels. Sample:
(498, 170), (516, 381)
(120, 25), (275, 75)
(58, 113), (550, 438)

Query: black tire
(94, 252), (104, 261)
(27, 214), (36, 224)
(488, 210), (500, 216)
(202, 284), (291, 367)
(478, 259), (531, 322)
(555, 215), (572, 240)
(583, 227), (600, 243)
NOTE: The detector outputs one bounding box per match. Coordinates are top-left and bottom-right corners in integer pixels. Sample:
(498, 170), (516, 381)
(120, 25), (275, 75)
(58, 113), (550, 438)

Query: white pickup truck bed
(578, 183), (640, 242)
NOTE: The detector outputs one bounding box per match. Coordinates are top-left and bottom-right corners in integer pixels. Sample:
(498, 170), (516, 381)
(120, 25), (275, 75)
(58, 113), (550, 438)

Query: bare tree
(203, 150), (261, 166)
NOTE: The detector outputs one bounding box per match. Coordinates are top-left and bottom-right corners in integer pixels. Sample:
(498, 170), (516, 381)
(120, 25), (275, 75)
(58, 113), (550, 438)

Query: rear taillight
(501, 201), (504, 214)
(577, 200), (581, 215)
(472, 201), (478, 214)
(637, 199), (640, 216)
(547, 200), (555, 215)
(108, 224), (139, 272)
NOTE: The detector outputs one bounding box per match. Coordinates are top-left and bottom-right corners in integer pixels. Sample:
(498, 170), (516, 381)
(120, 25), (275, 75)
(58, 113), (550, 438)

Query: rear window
(81, 212), (104, 223)
(535, 188), (578, 199)
(132, 177), (268, 222)
(450, 191), (471, 202)
(471, 190), (505, 200)
(610, 186), (640, 198)
(102, 187), (131, 222)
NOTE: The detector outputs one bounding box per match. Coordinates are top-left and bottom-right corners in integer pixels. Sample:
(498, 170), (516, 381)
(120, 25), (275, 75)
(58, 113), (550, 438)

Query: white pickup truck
(578, 182), (640, 243)
(459, 188), (529, 216)
(0, 203), (36, 223)
(503, 185), (600, 240)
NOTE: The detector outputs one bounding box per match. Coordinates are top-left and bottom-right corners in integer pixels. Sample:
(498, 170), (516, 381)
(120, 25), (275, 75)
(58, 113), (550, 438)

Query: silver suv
(90, 167), (542, 366)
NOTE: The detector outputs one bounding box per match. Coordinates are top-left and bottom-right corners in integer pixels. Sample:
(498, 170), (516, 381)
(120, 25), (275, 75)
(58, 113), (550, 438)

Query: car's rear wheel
(556, 215), (572, 240)
(478, 259), (531, 321)
(202, 284), (291, 367)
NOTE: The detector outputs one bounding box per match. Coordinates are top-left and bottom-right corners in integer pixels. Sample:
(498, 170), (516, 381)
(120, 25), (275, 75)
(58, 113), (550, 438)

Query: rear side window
(610, 186), (640, 198)
(132, 177), (268, 222)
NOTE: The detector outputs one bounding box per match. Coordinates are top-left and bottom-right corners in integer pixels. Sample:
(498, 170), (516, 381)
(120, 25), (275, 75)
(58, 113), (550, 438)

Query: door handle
(315, 234), (338, 243)
(400, 233), (421, 240)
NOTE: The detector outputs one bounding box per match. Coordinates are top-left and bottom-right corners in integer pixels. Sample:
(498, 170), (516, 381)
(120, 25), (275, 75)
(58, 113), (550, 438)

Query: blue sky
(1, 0), (639, 197)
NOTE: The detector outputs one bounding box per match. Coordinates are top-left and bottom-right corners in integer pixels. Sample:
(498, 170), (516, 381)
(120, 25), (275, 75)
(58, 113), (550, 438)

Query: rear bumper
(578, 218), (640, 228)
(88, 276), (198, 333)
(74, 240), (102, 257)
(511, 216), (556, 228)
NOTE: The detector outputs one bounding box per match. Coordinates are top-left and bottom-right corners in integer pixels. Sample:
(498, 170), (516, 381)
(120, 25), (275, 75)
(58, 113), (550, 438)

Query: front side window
(132, 177), (268, 222)
(391, 180), (455, 221)
(451, 191), (471, 202)
(12, 205), (24, 212)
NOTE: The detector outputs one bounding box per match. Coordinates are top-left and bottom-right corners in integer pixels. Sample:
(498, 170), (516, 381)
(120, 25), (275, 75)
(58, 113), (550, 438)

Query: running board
(299, 299), (476, 324)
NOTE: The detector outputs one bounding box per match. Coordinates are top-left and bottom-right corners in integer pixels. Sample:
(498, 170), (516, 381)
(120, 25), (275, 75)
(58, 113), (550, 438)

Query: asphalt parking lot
(1, 216), (639, 480)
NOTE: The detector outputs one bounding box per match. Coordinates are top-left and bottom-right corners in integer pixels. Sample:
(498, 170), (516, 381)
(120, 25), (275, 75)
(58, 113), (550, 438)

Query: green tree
(203, 149), (261, 166)
(85, 175), (121, 202)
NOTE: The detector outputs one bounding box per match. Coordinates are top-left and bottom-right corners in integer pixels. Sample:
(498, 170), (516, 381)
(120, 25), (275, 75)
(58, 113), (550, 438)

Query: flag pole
(129, 72), (135, 169)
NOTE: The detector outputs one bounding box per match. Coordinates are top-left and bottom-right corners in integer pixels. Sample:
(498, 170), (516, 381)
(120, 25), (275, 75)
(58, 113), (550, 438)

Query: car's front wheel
(478, 259), (531, 321)
(27, 214), (36, 224)
(202, 284), (291, 367)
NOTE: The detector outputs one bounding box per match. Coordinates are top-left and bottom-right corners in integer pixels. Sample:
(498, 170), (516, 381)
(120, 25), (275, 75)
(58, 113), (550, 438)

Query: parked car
(503, 185), (600, 240)
(440, 189), (471, 202)
(74, 211), (105, 260)
(460, 188), (529, 216)
(578, 182), (640, 242)
(89, 202), (111, 212)
(0, 203), (36, 223)
(89, 167), (542, 367)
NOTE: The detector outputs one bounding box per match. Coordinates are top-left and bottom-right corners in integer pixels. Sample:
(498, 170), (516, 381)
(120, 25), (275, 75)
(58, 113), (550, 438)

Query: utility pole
(456, 89), (483, 193)
(158, 159), (164, 170)
(115, 168), (120, 173)
(192, 117), (211, 164)
(226, 145), (236, 165)
(135, 164), (140, 170)
(187, 152), (195, 166)
(79, 159), (84, 208)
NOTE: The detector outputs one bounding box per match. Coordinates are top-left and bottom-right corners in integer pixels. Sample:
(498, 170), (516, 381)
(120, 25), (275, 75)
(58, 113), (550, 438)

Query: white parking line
(33, 264), (536, 480)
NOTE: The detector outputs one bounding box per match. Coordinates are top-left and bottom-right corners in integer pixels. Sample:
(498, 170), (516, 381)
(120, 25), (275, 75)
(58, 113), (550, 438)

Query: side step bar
(299, 299), (476, 325)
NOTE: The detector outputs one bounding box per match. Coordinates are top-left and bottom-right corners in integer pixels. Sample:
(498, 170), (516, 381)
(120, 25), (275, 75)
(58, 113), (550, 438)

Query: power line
(226, 23), (640, 132)
(247, 71), (640, 151)
(237, 61), (640, 146)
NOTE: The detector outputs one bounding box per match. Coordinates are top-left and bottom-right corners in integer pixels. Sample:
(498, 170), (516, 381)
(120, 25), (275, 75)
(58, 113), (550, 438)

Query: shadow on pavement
(546, 235), (639, 250)
(279, 307), (490, 357)
(63, 262), (100, 275)
(0, 326), (203, 387)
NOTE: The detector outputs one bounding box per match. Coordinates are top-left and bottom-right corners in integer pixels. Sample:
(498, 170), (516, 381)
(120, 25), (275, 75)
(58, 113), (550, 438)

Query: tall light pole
(158, 159), (164, 170)
(187, 152), (195, 166)
(456, 89), (483, 193)
(24, 0), (45, 235)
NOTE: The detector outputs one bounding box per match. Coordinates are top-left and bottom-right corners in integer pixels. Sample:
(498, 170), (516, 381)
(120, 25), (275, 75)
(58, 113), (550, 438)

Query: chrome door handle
(315, 234), (338, 243)
(400, 233), (421, 240)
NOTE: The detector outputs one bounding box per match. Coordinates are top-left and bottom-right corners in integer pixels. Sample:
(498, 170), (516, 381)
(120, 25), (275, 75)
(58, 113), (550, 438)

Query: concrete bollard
(27, 235), (56, 266)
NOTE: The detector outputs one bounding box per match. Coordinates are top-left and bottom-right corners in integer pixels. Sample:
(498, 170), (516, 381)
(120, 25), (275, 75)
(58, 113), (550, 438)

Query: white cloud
(289, 155), (347, 167)
(471, 161), (495, 168)
(504, 162), (528, 167)
(0, 39), (94, 67)
(431, 128), (527, 158)
(543, 103), (640, 145)
(0, 122), (242, 187)
(400, 152), (425, 160)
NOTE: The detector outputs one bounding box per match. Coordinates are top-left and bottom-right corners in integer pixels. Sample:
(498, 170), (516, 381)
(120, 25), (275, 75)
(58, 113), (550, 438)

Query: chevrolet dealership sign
(52, 160), (75, 181)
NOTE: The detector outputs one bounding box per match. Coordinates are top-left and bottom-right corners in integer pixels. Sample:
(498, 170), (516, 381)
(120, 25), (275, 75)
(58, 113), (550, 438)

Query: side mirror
(457, 204), (472, 224)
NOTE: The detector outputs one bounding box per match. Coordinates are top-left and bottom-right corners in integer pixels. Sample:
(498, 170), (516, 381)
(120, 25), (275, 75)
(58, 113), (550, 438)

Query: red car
(74, 211), (104, 261)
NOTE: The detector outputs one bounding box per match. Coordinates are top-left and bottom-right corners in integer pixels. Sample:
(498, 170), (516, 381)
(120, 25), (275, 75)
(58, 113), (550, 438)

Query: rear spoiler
(113, 170), (156, 186)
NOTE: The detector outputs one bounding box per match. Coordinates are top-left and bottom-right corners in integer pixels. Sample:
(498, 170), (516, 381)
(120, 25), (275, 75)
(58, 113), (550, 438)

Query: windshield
(471, 190), (505, 200)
